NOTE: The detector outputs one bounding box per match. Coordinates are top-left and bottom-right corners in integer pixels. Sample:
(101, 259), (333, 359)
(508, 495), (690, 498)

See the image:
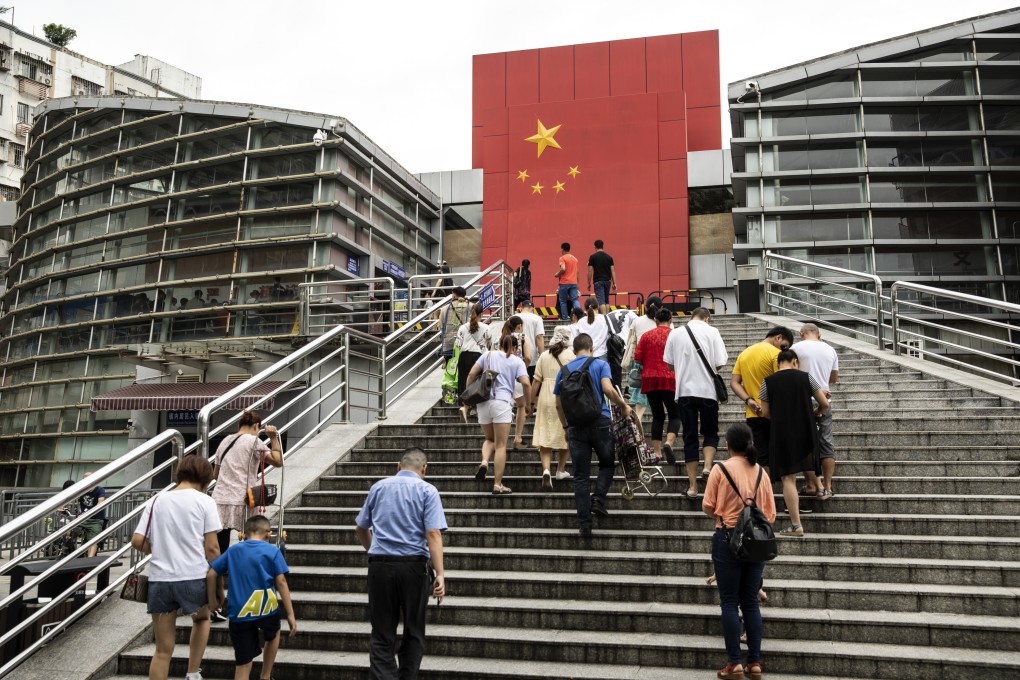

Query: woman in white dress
(530, 325), (575, 491)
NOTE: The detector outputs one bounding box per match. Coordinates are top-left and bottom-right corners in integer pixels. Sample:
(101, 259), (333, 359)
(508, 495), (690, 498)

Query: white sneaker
(555, 471), (572, 481)
(185, 671), (203, 680)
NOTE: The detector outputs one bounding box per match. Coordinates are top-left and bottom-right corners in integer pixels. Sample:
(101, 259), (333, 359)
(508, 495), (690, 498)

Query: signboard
(346, 256), (360, 275)
(167, 410), (198, 428)
(381, 259), (407, 281)
(478, 283), (496, 311)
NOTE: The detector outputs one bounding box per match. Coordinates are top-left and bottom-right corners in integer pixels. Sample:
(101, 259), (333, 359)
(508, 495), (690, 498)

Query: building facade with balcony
(0, 97), (442, 486)
(728, 8), (1020, 305)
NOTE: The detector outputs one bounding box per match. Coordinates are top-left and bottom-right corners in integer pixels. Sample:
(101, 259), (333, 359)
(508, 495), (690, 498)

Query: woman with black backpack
(702, 422), (777, 680)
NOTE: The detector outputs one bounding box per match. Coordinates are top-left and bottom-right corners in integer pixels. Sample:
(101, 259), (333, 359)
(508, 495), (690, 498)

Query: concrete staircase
(109, 314), (1020, 679)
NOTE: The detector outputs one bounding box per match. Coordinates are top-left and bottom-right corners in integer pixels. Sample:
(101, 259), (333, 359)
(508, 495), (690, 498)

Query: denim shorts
(147, 578), (207, 615)
(229, 612), (281, 665)
(594, 280), (612, 305)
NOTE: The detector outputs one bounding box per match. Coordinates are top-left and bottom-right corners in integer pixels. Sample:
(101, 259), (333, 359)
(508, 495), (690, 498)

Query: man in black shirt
(587, 239), (618, 314)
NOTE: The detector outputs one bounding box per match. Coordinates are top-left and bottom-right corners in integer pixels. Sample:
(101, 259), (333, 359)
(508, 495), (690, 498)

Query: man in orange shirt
(554, 242), (580, 320)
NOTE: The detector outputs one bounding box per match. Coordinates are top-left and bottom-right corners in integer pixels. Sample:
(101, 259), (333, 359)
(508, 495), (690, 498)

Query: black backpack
(717, 464), (778, 563)
(558, 356), (605, 426)
(603, 315), (626, 386)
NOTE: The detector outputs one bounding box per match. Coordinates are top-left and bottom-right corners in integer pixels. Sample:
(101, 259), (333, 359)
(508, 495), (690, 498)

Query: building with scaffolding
(0, 97), (442, 485)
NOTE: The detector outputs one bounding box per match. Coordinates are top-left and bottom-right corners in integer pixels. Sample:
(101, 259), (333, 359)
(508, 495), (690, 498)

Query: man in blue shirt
(554, 333), (632, 538)
(355, 447), (448, 679)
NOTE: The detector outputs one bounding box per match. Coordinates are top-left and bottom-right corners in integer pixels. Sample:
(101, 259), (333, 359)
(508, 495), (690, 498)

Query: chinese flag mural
(473, 32), (721, 299)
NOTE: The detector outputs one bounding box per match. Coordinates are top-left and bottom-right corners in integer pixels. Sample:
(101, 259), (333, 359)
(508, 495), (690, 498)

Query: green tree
(42, 23), (77, 48)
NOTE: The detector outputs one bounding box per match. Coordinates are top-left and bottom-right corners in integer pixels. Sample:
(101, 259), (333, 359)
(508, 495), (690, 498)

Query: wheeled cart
(610, 401), (668, 500)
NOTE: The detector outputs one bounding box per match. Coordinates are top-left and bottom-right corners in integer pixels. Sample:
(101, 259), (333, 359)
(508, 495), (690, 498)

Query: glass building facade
(0, 97), (441, 485)
(728, 10), (1020, 303)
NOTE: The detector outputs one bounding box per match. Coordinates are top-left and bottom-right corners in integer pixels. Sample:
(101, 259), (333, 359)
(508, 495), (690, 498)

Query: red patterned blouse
(634, 325), (675, 393)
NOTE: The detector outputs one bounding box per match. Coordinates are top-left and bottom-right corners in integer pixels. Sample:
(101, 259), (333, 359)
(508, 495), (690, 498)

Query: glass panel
(772, 213), (866, 242)
(872, 213), (929, 239)
(243, 214), (316, 240)
(976, 40), (1020, 61)
(982, 74), (1020, 95)
(985, 105), (1020, 131)
(997, 210), (1020, 238)
(924, 140), (983, 166)
(244, 245), (309, 272)
(168, 221), (237, 249)
(247, 154), (317, 179)
(881, 44), (973, 62)
(868, 141), (923, 167)
(928, 211), (993, 238)
(688, 187), (734, 215)
(919, 105), (979, 131)
(993, 174), (1020, 202)
(252, 126), (313, 149)
(179, 132), (248, 163)
(870, 176), (928, 202)
(875, 247), (997, 276)
(765, 109), (859, 136)
(764, 74), (857, 102)
(248, 182), (315, 210)
(988, 140), (1020, 166)
(173, 162), (245, 191)
(774, 180), (811, 207)
(925, 175), (984, 202)
(811, 177), (864, 204)
(916, 70), (973, 96)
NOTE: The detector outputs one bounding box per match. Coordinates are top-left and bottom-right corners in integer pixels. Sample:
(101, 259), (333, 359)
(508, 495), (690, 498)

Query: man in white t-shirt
(791, 323), (839, 500)
(518, 300), (546, 379)
(663, 307), (728, 498)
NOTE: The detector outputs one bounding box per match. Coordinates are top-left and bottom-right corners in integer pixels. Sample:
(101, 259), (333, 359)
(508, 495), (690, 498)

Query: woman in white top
(456, 303), (490, 422)
(132, 455), (221, 680)
(465, 334), (532, 494)
(530, 325), (575, 491)
(572, 297), (610, 359)
(568, 305), (585, 340)
(497, 316), (534, 449)
(623, 295), (663, 423)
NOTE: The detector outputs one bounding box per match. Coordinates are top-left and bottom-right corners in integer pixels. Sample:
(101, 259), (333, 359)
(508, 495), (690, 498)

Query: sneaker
(555, 470), (572, 481)
(578, 526), (593, 538)
(541, 470), (553, 492)
(184, 672), (203, 680)
(590, 497), (609, 517)
(661, 443), (676, 465)
(210, 610), (228, 623)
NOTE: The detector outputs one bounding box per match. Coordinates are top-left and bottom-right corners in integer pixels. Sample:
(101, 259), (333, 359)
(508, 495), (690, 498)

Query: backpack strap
(717, 462), (760, 508)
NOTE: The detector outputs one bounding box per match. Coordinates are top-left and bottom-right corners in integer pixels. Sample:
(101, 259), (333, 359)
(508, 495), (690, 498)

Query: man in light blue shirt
(355, 447), (447, 678)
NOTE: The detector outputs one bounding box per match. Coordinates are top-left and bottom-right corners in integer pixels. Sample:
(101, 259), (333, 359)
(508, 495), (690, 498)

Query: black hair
(62, 479), (75, 491)
(645, 295), (662, 319)
(561, 242), (571, 252)
(654, 307), (672, 324)
(725, 422), (759, 466)
(584, 297), (598, 323)
(594, 239), (604, 249)
(572, 332), (593, 353)
(569, 306), (584, 322)
(766, 326), (794, 346)
(244, 514), (271, 536)
(500, 333), (518, 354)
(177, 454), (214, 487)
(239, 410), (261, 428)
(521, 259), (530, 269)
(501, 315), (523, 344)
(777, 349), (799, 365)
(452, 286), (467, 298)
(691, 307), (711, 320)
(469, 303), (483, 334)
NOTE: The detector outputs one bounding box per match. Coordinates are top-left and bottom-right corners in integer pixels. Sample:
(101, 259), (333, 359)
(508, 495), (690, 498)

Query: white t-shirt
(520, 312), (545, 367)
(573, 313), (610, 357)
(456, 322), (490, 353)
(663, 319), (729, 401)
(631, 315), (658, 343)
(791, 339), (839, 392)
(134, 489), (221, 582)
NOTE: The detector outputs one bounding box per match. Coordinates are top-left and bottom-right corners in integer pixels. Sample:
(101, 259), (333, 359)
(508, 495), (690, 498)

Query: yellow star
(516, 169), (529, 182)
(531, 182), (544, 195)
(525, 119), (562, 158)
(553, 181), (566, 194)
(567, 165), (581, 179)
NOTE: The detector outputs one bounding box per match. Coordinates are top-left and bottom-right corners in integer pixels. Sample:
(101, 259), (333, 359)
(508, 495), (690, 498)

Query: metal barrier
(763, 251), (885, 347)
(890, 281), (1020, 384)
(0, 430), (186, 677)
(528, 290), (643, 318)
(406, 272), (494, 316)
(688, 289), (728, 314)
(299, 277), (396, 336)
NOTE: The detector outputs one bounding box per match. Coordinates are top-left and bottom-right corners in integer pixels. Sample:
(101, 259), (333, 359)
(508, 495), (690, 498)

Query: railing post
(299, 287), (308, 336)
(890, 283), (901, 356)
(341, 336), (351, 423)
(874, 281), (884, 349)
(378, 345), (388, 421)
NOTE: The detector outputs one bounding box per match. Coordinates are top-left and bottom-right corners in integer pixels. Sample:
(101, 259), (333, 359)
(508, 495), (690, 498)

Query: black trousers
(368, 557), (431, 680)
(645, 390), (680, 442)
(457, 350), (481, 400)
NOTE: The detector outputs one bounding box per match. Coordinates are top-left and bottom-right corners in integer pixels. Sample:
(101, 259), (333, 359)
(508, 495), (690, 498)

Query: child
(208, 515), (297, 680)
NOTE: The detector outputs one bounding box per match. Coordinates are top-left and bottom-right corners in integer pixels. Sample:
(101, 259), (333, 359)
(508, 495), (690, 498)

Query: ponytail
(584, 297), (597, 324)
(468, 303), (483, 334)
(500, 333), (517, 355)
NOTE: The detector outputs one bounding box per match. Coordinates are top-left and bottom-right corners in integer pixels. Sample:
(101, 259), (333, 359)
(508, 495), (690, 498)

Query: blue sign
(478, 283), (496, 310)
(381, 259), (407, 280)
(346, 256), (360, 275)
(167, 410), (198, 428)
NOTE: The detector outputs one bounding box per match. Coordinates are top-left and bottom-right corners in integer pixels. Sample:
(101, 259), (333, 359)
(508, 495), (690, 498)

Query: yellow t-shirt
(732, 341), (780, 418)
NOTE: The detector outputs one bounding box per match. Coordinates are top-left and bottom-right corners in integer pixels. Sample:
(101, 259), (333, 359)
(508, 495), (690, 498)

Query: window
(12, 144), (24, 168)
(70, 76), (103, 97)
(16, 102), (29, 124)
(763, 108), (859, 136)
(0, 184), (19, 202)
(861, 70), (975, 97)
(872, 211), (992, 239)
(762, 142), (861, 171)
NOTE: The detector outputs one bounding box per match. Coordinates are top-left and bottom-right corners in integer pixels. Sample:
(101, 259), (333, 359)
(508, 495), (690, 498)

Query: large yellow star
(531, 182), (544, 195)
(525, 119), (562, 158)
(553, 181), (566, 194)
(516, 169), (529, 182)
(567, 165), (581, 179)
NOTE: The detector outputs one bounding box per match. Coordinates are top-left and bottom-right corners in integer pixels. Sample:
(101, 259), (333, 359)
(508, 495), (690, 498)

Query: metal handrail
(763, 250), (885, 347)
(0, 430), (186, 678)
(890, 281), (1020, 384)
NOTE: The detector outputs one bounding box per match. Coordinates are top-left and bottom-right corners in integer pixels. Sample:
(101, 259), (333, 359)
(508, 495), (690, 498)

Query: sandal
(778, 524), (805, 537)
(758, 589), (769, 604)
(744, 662), (763, 679)
(512, 439), (524, 450)
(798, 486), (819, 497)
(474, 464), (487, 481)
(492, 484), (513, 495)
(717, 663), (744, 680)
(819, 489), (833, 501)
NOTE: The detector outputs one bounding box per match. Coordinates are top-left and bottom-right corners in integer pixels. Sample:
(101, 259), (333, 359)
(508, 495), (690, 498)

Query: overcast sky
(16, 1), (1020, 173)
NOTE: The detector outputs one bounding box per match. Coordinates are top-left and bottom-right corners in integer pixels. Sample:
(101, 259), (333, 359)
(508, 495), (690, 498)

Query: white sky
(15, 1), (1020, 173)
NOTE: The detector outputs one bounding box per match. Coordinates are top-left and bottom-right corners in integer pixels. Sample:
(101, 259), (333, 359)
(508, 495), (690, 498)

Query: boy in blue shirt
(208, 515), (297, 680)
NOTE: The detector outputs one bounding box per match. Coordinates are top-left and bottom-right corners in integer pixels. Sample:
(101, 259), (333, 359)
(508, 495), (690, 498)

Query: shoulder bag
(620, 326), (637, 373)
(460, 351), (498, 406)
(717, 464), (778, 563)
(686, 325), (728, 403)
(120, 495), (157, 603)
(243, 437), (278, 509)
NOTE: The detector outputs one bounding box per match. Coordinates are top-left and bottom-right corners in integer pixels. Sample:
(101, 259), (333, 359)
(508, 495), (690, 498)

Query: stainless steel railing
(0, 430), (186, 677)
(890, 281), (1020, 384)
(763, 250), (885, 347)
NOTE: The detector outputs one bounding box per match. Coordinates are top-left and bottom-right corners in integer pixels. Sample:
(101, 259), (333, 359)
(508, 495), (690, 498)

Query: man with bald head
(792, 324), (839, 499)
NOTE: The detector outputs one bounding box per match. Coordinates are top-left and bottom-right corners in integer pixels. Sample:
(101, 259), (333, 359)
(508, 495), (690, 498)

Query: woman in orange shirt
(702, 423), (777, 680)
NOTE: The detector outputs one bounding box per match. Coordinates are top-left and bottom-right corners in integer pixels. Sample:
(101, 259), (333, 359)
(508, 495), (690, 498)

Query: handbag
(244, 440), (278, 509)
(442, 346), (460, 404)
(686, 325), (728, 403)
(460, 352), (498, 406)
(620, 327), (637, 373)
(717, 464), (778, 563)
(121, 495), (157, 603)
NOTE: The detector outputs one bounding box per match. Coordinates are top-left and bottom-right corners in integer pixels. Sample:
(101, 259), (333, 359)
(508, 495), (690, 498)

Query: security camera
(126, 419), (134, 427)
(313, 129), (327, 147)
(745, 80), (760, 93)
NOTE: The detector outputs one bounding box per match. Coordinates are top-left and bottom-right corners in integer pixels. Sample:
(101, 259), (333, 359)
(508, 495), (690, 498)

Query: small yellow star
(516, 169), (529, 182)
(553, 181), (566, 194)
(567, 165), (581, 179)
(525, 119), (562, 158)
(531, 182), (544, 195)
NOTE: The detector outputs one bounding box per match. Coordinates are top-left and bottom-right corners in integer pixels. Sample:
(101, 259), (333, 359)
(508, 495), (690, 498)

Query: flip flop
(474, 465), (487, 481)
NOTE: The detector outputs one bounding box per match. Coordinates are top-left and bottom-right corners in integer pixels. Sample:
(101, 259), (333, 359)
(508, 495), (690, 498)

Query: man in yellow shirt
(729, 326), (794, 473)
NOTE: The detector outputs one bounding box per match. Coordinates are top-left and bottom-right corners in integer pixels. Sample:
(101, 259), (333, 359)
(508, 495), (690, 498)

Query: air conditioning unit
(74, 88), (85, 96)
(175, 373), (202, 383)
(226, 373), (252, 382)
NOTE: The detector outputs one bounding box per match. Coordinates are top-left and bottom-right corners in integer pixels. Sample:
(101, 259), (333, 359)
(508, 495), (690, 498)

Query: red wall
(473, 31), (721, 299)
